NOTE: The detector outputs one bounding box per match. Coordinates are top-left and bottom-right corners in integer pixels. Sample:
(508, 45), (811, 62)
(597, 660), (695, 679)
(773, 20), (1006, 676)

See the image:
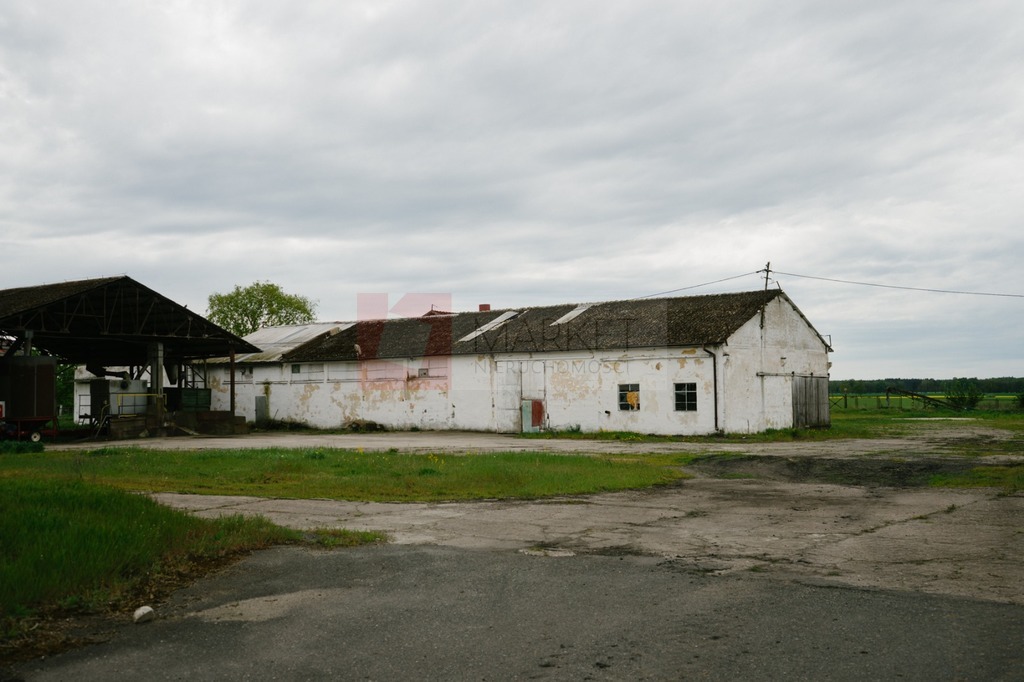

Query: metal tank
(0, 356), (57, 441)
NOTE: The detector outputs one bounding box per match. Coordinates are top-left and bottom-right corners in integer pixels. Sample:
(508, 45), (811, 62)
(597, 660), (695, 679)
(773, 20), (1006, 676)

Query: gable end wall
(719, 296), (831, 433)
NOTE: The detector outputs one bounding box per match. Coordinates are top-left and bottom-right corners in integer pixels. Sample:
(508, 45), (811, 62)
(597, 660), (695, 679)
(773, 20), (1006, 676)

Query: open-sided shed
(0, 276), (258, 438)
(0, 276), (256, 365)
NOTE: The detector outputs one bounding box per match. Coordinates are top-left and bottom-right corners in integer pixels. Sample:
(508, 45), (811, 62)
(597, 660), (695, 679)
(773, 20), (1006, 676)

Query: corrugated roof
(267, 289), (823, 363)
(0, 277), (123, 317)
(212, 322), (353, 363)
(0, 276), (259, 364)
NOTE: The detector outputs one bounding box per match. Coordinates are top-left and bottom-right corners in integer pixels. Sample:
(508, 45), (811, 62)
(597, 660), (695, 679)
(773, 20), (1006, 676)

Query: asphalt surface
(8, 425), (1024, 680)
(11, 545), (1023, 681)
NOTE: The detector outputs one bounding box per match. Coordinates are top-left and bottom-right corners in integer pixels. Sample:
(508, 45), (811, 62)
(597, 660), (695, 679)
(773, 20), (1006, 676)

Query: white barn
(206, 289), (832, 435)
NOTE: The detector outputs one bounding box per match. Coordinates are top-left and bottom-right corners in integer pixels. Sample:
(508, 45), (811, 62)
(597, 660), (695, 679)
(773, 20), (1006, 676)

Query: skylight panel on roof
(458, 311), (521, 342)
(550, 304), (592, 326)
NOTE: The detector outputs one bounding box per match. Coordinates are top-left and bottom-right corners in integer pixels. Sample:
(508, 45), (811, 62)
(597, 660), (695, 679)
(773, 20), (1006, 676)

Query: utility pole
(758, 261), (772, 329)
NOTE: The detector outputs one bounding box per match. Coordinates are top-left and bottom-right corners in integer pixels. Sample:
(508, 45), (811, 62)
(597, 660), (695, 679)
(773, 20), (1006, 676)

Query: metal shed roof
(0, 276), (259, 365)
(218, 322), (354, 363)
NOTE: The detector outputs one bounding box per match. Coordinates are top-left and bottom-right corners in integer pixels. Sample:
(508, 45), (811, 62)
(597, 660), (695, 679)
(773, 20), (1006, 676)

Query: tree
(56, 362), (76, 418)
(944, 378), (983, 410)
(207, 281), (317, 337)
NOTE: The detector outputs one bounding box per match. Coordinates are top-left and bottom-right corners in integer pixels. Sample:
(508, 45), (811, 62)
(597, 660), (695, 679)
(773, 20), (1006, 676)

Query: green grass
(0, 477), (386, 652)
(0, 478), (297, 621)
(0, 440), (45, 455)
(518, 410), (905, 443)
(521, 430), (689, 443)
(0, 446), (682, 649)
(929, 465), (1024, 493)
(309, 528), (388, 549)
(830, 393), (1024, 412)
(0, 447), (690, 502)
(519, 409), (1024, 444)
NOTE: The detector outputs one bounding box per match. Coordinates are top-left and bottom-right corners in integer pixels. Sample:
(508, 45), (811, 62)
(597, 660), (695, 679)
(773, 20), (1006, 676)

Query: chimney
(479, 304), (491, 312)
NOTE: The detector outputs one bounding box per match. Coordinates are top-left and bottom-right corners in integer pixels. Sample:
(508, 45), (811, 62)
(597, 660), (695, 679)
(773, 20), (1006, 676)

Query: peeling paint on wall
(207, 297), (829, 435)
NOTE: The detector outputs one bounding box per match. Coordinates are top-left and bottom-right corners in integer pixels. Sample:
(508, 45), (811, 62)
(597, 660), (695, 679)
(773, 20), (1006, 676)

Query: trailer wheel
(30, 431), (42, 443)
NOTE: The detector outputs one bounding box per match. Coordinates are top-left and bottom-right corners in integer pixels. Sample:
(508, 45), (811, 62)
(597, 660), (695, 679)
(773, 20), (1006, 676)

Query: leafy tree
(207, 281), (317, 337)
(56, 362), (76, 418)
(944, 378), (983, 410)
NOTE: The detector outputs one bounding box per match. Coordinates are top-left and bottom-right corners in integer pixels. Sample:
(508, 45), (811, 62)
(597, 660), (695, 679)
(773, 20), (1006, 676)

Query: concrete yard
(11, 421), (1024, 680)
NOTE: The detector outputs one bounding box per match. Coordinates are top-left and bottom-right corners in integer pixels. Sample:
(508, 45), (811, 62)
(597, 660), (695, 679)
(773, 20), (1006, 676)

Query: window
(674, 383), (697, 411)
(327, 363), (359, 382)
(427, 357), (449, 377)
(290, 363), (324, 383)
(365, 361), (403, 382)
(618, 383), (640, 411)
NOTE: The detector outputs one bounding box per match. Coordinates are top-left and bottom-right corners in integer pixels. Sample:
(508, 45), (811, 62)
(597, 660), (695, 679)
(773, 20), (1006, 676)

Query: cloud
(1, 0), (1021, 378)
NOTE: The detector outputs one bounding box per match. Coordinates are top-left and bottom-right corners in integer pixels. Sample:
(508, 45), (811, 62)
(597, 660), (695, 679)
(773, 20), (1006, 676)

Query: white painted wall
(719, 296), (832, 433)
(208, 347), (725, 435)
(73, 366), (156, 423)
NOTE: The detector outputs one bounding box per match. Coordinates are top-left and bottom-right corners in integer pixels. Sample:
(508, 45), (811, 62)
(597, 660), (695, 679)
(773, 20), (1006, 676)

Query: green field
(830, 393), (1023, 411)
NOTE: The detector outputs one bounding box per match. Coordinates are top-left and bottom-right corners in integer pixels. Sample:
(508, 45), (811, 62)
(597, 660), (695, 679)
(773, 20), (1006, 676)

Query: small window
(328, 363), (359, 382)
(290, 363), (324, 382)
(618, 383), (640, 411)
(674, 383), (697, 411)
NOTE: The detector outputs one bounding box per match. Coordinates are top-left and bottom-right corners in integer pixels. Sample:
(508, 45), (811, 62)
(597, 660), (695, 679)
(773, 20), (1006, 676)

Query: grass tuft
(307, 528), (388, 549)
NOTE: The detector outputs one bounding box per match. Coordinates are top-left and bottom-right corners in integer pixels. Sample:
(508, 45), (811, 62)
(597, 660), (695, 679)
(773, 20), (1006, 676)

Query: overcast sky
(2, 1), (1022, 379)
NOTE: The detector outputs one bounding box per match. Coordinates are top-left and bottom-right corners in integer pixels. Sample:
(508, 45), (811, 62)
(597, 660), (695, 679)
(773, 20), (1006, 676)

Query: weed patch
(0, 440), (45, 455)
(307, 528), (388, 549)
(929, 465), (1024, 493)
(0, 477), (383, 661)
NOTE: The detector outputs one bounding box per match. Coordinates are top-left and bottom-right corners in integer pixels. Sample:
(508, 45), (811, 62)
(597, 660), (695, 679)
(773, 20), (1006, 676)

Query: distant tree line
(830, 377), (1024, 395)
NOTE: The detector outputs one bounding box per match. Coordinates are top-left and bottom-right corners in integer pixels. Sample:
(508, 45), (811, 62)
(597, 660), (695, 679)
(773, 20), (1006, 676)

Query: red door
(531, 400), (544, 428)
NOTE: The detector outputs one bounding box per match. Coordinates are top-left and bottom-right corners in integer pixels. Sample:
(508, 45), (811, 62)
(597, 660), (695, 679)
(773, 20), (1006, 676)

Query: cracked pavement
(52, 423), (1024, 605)
(13, 424), (1023, 680)
(153, 474), (1022, 607)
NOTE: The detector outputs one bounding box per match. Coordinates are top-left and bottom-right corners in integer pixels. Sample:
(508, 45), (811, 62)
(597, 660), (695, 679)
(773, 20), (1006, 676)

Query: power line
(640, 266), (1024, 301)
(770, 269), (1024, 299)
(637, 271), (761, 299)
